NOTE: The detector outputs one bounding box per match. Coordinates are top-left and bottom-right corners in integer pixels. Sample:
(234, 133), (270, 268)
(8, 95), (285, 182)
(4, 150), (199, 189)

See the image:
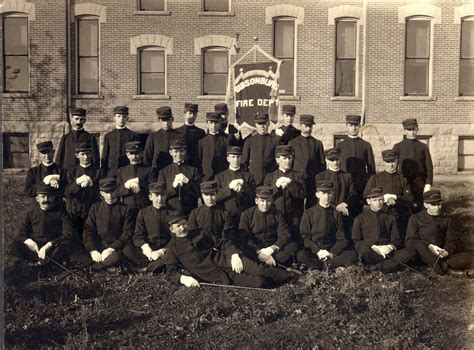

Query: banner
(233, 62), (279, 126)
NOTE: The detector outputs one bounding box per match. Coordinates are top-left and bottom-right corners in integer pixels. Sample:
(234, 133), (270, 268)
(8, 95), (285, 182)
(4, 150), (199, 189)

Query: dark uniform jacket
(175, 124), (206, 169)
(338, 137), (376, 194)
(352, 210), (401, 252)
(24, 163), (69, 198)
(157, 162), (202, 214)
(115, 162), (156, 210)
(405, 210), (457, 253)
(143, 129), (182, 170)
(198, 131), (230, 181)
(133, 205), (172, 250)
(316, 169), (357, 209)
(65, 164), (101, 219)
(55, 129), (100, 172)
(215, 166), (256, 218)
(83, 201), (134, 251)
(300, 205), (349, 256)
(239, 206), (291, 251)
(222, 122), (244, 147)
(264, 169), (306, 216)
(101, 127), (138, 178)
(289, 135), (326, 180)
(242, 133), (279, 186)
(271, 124), (301, 145)
(393, 138), (433, 186)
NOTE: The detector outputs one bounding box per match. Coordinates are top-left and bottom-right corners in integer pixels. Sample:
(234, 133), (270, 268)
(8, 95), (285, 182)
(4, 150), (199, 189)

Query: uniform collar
(348, 134), (359, 139)
(42, 162), (54, 167)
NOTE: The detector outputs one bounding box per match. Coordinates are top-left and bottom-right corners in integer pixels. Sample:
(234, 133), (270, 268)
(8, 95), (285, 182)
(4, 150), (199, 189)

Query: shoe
(106, 266), (120, 274)
(447, 268), (465, 276)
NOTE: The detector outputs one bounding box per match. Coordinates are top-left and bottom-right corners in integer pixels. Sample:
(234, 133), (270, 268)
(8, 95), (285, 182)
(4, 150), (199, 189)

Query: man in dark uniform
(214, 103), (243, 147)
(215, 146), (256, 225)
(25, 140), (68, 199)
(122, 182), (172, 273)
(10, 184), (78, 266)
(406, 189), (473, 275)
(297, 181), (357, 269)
(289, 114), (326, 208)
(272, 104), (301, 145)
(352, 187), (416, 272)
(365, 150), (414, 242)
(242, 113), (279, 186)
(175, 103), (206, 169)
(115, 141), (156, 213)
(143, 106), (182, 171)
(55, 108), (100, 172)
(239, 186), (299, 267)
(82, 178), (134, 271)
(198, 112), (230, 181)
(337, 114), (376, 215)
(101, 105), (138, 178)
(393, 118), (433, 212)
(157, 139), (202, 215)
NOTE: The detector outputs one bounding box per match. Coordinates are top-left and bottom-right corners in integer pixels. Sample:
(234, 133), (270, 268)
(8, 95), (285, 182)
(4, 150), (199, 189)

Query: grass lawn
(3, 172), (474, 348)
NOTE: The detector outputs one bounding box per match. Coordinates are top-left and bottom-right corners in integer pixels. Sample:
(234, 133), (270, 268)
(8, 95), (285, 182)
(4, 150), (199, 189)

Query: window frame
(138, 46), (167, 96)
(75, 15), (100, 95)
(273, 16), (297, 96)
(334, 17), (358, 97)
(137, 0), (166, 11)
(458, 136), (474, 171)
(3, 132), (30, 169)
(202, 0), (231, 12)
(201, 46), (229, 96)
(459, 16), (474, 97)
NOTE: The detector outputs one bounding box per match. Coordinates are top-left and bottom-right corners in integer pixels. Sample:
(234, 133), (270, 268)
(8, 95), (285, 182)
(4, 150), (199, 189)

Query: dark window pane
(336, 20), (356, 59)
(274, 19), (295, 58)
(141, 50), (165, 72)
(460, 59), (474, 96)
(335, 60), (355, 96)
(3, 133), (30, 168)
(4, 17), (28, 54)
(203, 73), (227, 95)
(204, 0), (229, 12)
(461, 20), (474, 58)
(204, 50), (228, 73)
(140, 0), (165, 11)
(141, 73), (165, 94)
(79, 57), (99, 93)
(79, 19), (98, 56)
(5, 56), (29, 92)
(405, 59), (428, 95)
(406, 19), (430, 58)
(278, 59), (294, 95)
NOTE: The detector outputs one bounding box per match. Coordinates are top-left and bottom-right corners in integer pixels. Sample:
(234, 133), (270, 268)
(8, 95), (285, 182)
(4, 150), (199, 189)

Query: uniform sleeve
(110, 206), (134, 250)
(405, 215), (425, 248)
(330, 212), (349, 256)
(389, 216), (402, 249)
(55, 135), (66, 168)
(299, 211), (320, 254)
(242, 138), (251, 167)
(424, 145), (434, 186)
(17, 211), (33, 242)
(352, 216), (364, 252)
(366, 142), (376, 175)
(275, 213), (291, 249)
(101, 133), (110, 172)
(65, 169), (81, 197)
(83, 206), (99, 251)
(24, 168), (37, 198)
(215, 173), (233, 202)
(55, 211), (78, 244)
(133, 209), (148, 248)
(143, 134), (154, 167)
(162, 244), (182, 285)
(238, 210), (256, 248)
(317, 141), (326, 174)
(91, 135), (101, 169)
(114, 168), (133, 198)
(443, 218), (457, 254)
(286, 172), (306, 200)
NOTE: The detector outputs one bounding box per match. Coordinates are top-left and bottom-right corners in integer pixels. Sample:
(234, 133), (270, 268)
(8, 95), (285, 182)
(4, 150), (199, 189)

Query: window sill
(133, 94), (170, 100)
(279, 95), (301, 101)
(198, 11), (235, 17)
(399, 96), (437, 101)
(2, 93), (34, 98)
(197, 95), (228, 100)
(330, 96), (361, 101)
(72, 94), (104, 100)
(454, 96), (474, 101)
(133, 10), (171, 16)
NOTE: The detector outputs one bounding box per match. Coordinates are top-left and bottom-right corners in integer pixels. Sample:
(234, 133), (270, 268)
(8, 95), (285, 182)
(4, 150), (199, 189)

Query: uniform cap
(214, 103), (229, 114)
(316, 180), (334, 193)
(168, 212), (187, 226)
(156, 106), (173, 120)
(227, 146), (242, 155)
(346, 115), (361, 124)
(275, 145), (293, 157)
(423, 189), (442, 204)
(325, 148), (341, 160)
(364, 187), (384, 199)
(113, 106), (129, 115)
(169, 139), (186, 150)
(99, 178), (118, 192)
(184, 103), (198, 113)
(36, 184), (57, 195)
(300, 114), (315, 125)
(256, 186), (273, 199)
(125, 141), (142, 153)
(149, 182), (167, 194)
(75, 142), (92, 153)
(402, 118), (418, 129)
(282, 104), (296, 115)
(37, 141), (54, 154)
(382, 149), (398, 162)
(206, 112), (222, 122)
(69, 107), (86, 117)
(254, 113), (269, 124)
(200, 181), (218, 194)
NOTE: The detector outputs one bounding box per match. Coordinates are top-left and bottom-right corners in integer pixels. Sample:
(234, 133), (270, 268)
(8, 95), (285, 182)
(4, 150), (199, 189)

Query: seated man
(352, 187), (416, 272)
(10, 184), (77, 266)
(123, 182), (172, 273)
(406, 189), (473, 275)
(215, 146), (256, 225)
(82, 178), (134, 271)
(297, 181), (357, 269)
(238, 186), (299, 267)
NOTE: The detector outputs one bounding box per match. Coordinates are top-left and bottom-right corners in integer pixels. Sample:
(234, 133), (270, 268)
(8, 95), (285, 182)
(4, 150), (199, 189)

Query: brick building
(2, 0), (474, 174)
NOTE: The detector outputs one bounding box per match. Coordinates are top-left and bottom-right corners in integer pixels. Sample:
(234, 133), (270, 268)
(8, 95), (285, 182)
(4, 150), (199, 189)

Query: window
(3, 16), (29, 92)
(77, 16), (99, 94)
(404, 17), (431, 96)
(460, 17), (474, 96)
(203, 0), (229, 12)
(458, 137), (474, 171)
(139, 0), (165, 11)
(139, 47), (166, 95)
(3, 133), (30, 168)
(202, 47), (228, 95)
(335, 19), (356, 96)
(273, 17), (295, 96)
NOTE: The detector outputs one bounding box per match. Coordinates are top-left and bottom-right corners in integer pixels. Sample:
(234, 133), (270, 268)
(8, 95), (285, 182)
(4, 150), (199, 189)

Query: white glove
(371, 244), (395, 258)
(276, 177), (292, 189)
(423, 184), (432, 193)
(38, 242), (53, 260)
(428, 244), (449, 258)
(179, 174), (189, 184)
(336, 202), (349, 216)
(150, 248), (166, 261)
(141, 243), (153, 260)
(229, 179), (244, 191)
(77, 175), (92, 188)
(125, 178), (139, 189)
(275, 128), (285, 137)
(24, 239), (39, 253)
(258, 246), (275, 261)
(263, 255), (276, 266)
(101, 247), (115, 261)
(130, 183), (141, 194)
(317, 249), (334, 261)
(383, 194), (397, 203)
(172, 177), (180, 188)
(231, 254), (244, 273)
(180, 275), (200, 287)
(90, 250), (102, 262)
(43, 174), (60, 186)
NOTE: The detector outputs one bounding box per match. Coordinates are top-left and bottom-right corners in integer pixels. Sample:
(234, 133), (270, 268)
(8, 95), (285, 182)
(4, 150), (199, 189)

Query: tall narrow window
(77, 17), (99, 94)
(139, 0), (165, 11)
(405, 17), (431, 96)
(273, 17), (295, 95)
(335, 19), (356, 96)
(3, 16), (29, 92)
(460, 17), (474, 96)
(202, 47), (228, 95)
(203, 0), (229, 12)
(139, 47), (166, 95)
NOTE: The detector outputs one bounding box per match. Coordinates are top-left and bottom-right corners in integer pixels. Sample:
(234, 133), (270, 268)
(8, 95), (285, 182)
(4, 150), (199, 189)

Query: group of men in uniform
(10, 103), (473, 289)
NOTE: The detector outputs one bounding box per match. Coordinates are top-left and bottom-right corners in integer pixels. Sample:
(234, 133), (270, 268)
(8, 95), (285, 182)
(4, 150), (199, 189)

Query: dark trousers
(296, 249), (358, 269)
(72, 245), (124, 271)
(9, 239), (76, 264)
(356, 243), (417, 272)
(122, 244), (166, 272)
(413, 242), (473, 274)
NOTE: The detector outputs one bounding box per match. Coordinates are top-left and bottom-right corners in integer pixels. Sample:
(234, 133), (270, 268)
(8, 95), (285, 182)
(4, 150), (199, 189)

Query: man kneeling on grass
(163, 213), (299, 288)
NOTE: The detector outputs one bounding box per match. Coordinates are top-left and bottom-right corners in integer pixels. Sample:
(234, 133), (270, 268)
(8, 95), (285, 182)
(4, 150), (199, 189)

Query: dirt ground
(3, 172), (474, 348)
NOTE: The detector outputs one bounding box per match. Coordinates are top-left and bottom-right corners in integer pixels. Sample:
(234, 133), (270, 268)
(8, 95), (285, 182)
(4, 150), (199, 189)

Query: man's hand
(90, 250), (102, 262)
(229, 179), (244, 192)
(101, 247), (115, 261)
(180, 275), (200, 287)
(275, 128), (285, 137)
(130, 183), (140, 194)
(317, 249), (334, 261)
(428, 244), (449, 258)
(371, 244), (395, 258)
(24, 239), (39, 253)
(423, 184), (432, 193)
(43, 174), (60, 187)
(383, 194), (397, 206)
(141, 243), (153, 260)
(258, 246), (275, 260)
(37, 242), (53, 260)
(263, 255), (276, 266)
(150, 248), (166, 261)
(336, 202), (349, 216)
(231, 254), (243, 273)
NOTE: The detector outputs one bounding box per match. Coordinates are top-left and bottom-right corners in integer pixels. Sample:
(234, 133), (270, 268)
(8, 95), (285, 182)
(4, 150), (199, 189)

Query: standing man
(175, 103), (206, 169)
(393, 118), (433, 212)
(101, 106), (138, 178)
(214, 103), (244, 147)
(272, 104), (301, 145)
(56, 108), (100, 172)
(289, 114), (326, 208)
